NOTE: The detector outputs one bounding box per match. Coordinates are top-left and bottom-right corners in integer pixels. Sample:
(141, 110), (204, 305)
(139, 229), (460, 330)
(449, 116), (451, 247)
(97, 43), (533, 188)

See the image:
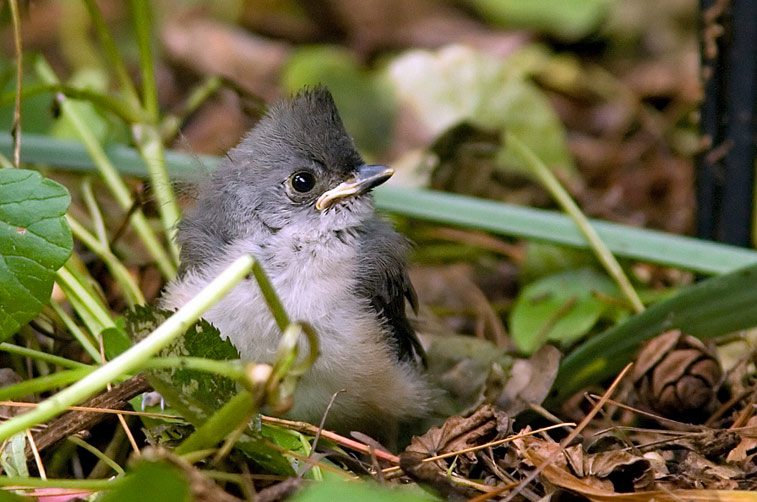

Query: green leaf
(292, 478), (438, 502)
(0, 433), (28, 478)
(493, 79), (574, 175)
(100, 459), (191, 502)
(101, 324), (133, 360)
(467, 0), (612, 40)
(124, 305), (240, 421)
(49, 68), (129, 144)
(510, 268), (623, 354)
(386, 45), (576, 177)
(283, 46), (395, 156)
(0, 169), (72, 340)
(520, 242), (597, 284)
(552, 262), (757, 403)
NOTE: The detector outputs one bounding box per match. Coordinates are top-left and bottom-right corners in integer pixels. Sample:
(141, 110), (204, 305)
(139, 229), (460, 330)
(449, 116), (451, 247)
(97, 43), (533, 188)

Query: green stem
(67, 436), (125, 476)
(0, 367), (93, 400)
(67, 215), (145, 307)
(80, 177), (108, 247)
(507, 133), (645, 313)
(175, 391), (255, 455)
(144, 357), (245, 380)
(0, 254), (255, 442)
(8, 0), (22, 168)
(49, 300), (101, 362)
(0, 477), (120, 490)
(81, 0), (141, 106)
(35, 57), (177, 279)
(55, 262), (114, 334)
(129, 0), (159, 121)
(161, 76), (222, 141)
(0, 343), (91, 370)
(133, 125), (181, 262)
(251, 261), (290, 331)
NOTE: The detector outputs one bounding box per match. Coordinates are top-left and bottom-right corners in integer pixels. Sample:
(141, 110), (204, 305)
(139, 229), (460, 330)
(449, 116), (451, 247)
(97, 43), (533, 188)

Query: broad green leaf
(0, 169), (72, 340)
(467, 0), (612, 40)
(283, 46), (395, 156)
(100, 460), (190, 502)
(386, 45), (575, 177)
(124, 305), (240, 420)
(101, 324), (133, 360)
(293, 478), (437, 502)
(125, 306), (298, 475)
(510, 267), (623, 354)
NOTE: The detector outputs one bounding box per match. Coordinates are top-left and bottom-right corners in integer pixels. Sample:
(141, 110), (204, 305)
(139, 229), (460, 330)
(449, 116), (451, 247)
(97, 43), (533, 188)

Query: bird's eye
(290, 171), (316, 193)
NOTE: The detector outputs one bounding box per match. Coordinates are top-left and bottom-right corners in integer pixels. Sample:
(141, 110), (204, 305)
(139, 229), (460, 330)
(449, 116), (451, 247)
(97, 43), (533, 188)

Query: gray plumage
(161, 87), (429, 438)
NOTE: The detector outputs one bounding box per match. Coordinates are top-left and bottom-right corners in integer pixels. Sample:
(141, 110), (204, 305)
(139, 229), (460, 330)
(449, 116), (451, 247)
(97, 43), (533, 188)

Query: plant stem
(49, 300), (101, 362)
(55, 263), (114, 334)
(0, 343), (91, 370)
(144, 357), (245, 380)
(80, 178), (108, 247)
(175, 391), (255, 455)
(35, 58), (177, 279)
(507, 133), (645, 313)
(250, 261), (290, 331)
(133, 125), (181, 262)
(8, 0), (22, 168)
(81, 0), (140, 107)
(67, 436), (125, 476)
(129, 0), (159, 121)
(67, 215), (145, 307)
(0, 368), (93, 400)
(0, 254), (255, 442)
(0, 477), (119, 490)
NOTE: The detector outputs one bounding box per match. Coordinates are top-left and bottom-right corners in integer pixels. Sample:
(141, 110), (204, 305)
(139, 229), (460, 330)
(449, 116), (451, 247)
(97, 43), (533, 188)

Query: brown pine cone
(632, 330), (722, 422)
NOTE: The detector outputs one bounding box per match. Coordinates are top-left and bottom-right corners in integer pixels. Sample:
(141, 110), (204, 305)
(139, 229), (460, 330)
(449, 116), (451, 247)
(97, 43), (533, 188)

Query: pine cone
(632, 330), (722, 422)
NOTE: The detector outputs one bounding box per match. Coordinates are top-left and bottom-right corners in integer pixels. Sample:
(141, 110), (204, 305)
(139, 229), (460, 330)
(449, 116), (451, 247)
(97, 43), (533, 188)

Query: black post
(697, 0), (757, 246)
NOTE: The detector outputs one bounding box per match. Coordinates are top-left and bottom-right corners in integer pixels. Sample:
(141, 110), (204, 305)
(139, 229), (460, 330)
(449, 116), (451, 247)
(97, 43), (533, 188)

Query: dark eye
(290, 171), (316, 193)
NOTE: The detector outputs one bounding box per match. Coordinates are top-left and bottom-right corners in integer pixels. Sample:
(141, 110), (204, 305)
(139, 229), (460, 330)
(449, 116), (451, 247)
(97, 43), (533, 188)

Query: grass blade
(551, 262), (757, 403)
(3, 134), (757, 275)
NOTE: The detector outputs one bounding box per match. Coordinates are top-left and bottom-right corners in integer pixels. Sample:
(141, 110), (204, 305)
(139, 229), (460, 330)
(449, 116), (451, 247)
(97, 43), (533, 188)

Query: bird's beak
(316, 164), (394, 211)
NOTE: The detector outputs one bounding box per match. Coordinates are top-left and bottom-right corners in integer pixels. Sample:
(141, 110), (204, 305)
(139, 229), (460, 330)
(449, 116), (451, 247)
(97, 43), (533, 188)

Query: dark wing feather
(355, 220), (426, 365)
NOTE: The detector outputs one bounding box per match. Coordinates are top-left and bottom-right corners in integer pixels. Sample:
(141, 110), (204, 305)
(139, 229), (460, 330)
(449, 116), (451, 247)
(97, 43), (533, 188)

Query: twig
(8, 0), (22, 168)
(24, 374), (150, 458)
(261, 415), (400, 464)
(26, 430), (45, 480)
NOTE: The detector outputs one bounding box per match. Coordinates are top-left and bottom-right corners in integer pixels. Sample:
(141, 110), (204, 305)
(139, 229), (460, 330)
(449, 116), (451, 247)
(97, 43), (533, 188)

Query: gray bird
(161, 87), (430, 440)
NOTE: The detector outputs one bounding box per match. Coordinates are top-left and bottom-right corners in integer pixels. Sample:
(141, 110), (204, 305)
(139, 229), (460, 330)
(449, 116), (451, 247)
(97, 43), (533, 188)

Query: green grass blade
(3, 134), (757, 275)
(551, 262), (757, 403)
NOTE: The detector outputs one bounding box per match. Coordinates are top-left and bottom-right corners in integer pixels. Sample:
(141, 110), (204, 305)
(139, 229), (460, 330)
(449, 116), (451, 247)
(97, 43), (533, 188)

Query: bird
(160, 87), (430, 441)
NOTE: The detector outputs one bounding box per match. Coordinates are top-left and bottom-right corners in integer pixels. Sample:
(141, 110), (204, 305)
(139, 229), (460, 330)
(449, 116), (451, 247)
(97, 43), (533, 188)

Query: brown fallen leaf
(518, 435), (756, 501)
(726, 416), (757, 463)
(399, 404), (511, 497)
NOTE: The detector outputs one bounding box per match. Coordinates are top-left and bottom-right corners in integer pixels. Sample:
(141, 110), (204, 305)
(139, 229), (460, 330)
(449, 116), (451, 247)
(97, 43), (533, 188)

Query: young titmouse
(160, 87), (430, 440)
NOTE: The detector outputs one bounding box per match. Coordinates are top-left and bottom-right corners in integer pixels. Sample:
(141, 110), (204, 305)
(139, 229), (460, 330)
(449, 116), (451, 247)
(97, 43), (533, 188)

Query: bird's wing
(356, 221), (426, 365)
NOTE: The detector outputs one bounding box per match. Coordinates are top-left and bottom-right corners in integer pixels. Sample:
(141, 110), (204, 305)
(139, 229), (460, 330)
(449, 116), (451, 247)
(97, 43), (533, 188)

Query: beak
(316, 164), (394, 211)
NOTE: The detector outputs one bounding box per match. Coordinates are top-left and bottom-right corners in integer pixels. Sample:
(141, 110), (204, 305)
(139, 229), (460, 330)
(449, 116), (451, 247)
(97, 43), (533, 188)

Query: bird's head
(214, 87), (392, 236)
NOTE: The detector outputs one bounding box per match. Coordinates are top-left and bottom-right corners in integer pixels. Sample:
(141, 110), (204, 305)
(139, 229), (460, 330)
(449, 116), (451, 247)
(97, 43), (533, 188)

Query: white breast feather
(160, 224), (429, 431)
